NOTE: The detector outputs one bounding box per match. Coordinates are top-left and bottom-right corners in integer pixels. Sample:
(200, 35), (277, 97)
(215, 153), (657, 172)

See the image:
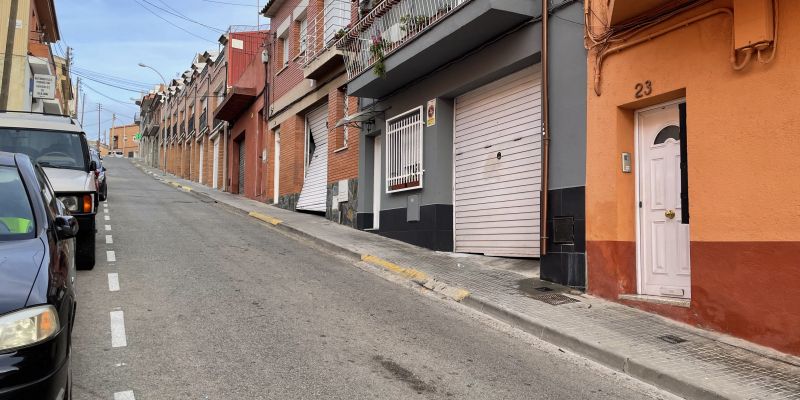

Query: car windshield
(0, 128), (87, 170)
(0, 166), (35, 240)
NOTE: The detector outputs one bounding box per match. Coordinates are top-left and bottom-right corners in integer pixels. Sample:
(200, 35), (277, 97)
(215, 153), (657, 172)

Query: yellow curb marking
(181, 185), (192, 191)
(361, 254), (430, 282)
(450, 288), (471, 302)
(248, 211), (283, 226)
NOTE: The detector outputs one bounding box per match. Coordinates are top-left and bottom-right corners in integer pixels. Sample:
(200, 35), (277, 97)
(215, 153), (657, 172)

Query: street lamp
(138, 62), (168, 173)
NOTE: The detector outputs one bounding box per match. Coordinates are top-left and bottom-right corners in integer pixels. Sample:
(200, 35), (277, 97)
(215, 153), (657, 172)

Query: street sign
(32, 74), (56, 99)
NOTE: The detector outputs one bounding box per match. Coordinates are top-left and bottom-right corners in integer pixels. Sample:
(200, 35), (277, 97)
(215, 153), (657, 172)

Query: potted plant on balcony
(432, 3), (454, 21)
(400, 15), (429, 38)
(369, 34), (389, 78)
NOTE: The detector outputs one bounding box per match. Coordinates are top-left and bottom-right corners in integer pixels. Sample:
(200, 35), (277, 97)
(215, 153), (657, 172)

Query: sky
(54, 0), (268, 142)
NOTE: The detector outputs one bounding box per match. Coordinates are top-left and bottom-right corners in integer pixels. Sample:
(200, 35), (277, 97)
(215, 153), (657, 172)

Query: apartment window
(385, 106), (424, 193)
(299, 18), (308, 54)
(282, 37), (289, 67)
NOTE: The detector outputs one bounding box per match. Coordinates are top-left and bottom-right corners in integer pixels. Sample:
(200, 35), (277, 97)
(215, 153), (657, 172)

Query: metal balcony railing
(337, 0), (468, 79)
(301, 0), (352, 67)
(213, 118), (224, 131)
(188, 115), (195, 135)
(199, 109), (208, 132)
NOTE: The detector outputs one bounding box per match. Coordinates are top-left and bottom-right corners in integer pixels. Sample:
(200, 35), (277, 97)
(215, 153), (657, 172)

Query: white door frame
(274, 130), (280, 204)
(634, 97), (687, 296)
(199, 140), (204, 183)
(212, 138), (219, 189)
(372, 135), (382, 229)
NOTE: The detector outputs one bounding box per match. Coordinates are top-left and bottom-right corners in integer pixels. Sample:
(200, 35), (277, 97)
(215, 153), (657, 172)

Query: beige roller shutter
(297, 104), (329, 212)
(454, 66), (542, 257)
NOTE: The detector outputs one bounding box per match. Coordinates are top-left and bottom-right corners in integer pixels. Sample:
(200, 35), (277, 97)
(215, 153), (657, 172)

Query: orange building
(109, 123), (140, 158)
(584, 0), (798, 355)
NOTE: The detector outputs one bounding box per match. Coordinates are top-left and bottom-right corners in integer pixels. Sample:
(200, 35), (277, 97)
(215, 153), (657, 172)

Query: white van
(0, 112), (99, 269)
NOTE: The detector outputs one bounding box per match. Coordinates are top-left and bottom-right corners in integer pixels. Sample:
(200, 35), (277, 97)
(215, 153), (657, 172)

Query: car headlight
(0, 305), (60, 352)
(58, 194), (93, 213)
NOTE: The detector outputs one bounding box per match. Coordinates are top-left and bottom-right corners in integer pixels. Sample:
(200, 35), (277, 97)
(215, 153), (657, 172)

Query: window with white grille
(385, 106), (424, 193)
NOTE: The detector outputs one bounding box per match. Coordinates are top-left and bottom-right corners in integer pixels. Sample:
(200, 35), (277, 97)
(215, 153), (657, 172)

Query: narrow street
(71, 158), (674, 400)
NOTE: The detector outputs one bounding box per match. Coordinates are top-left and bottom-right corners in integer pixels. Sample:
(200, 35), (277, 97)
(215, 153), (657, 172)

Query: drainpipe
(540, 0), (551, 257)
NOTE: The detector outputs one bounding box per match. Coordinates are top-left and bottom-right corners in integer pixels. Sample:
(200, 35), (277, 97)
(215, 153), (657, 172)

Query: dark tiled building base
(357, 204), (453, 251)
(541, 186), (586, 289)
(277, 193), (300, 211)
(326, 179), (358, 227)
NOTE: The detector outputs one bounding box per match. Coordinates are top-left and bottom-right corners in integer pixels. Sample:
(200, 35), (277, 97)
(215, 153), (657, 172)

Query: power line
(73, 66), (154, 87)
(72, 71), (150, 93)
(201, 0), (258, 6)
(82, 82), (139, 107)
(132, 0), (218, 44)
(139, 0), (225, 33)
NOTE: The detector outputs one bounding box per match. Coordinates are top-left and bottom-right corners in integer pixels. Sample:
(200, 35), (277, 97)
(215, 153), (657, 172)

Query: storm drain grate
(658, 334), (688, 344)
(530, 293), (580, 306)
(534, 287), (554, 292)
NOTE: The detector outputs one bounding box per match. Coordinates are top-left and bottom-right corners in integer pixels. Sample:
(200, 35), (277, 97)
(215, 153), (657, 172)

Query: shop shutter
(297, 104), (328, 212)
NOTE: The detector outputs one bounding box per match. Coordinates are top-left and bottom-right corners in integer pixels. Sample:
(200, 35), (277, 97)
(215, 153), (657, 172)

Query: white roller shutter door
(454, 66), (542, 257)
(297, 104), (328, 212)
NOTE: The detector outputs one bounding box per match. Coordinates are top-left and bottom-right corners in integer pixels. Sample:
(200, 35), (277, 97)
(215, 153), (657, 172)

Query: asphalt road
(72, 158), (678, 400)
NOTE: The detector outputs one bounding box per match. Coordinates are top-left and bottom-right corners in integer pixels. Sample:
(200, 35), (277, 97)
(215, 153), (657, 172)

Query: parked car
(0, 152), (77, 400)
(0, 112), (98, 270)
(89, 149), (107, 201)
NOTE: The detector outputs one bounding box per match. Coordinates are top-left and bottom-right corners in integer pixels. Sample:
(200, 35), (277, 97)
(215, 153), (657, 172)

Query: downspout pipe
(540, 0), (551, 257)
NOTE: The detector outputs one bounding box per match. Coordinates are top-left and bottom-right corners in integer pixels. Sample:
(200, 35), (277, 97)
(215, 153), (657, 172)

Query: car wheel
(76, 225), (96, 270)
(100, 182), (107, 201)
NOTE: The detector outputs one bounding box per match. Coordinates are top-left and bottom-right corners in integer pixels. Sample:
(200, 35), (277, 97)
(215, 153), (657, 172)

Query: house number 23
(635, 80), (653, 98)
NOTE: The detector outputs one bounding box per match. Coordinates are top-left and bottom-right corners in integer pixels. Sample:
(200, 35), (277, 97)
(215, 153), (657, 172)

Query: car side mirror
(54, 215), (79, 239)
(102, 166), (107, 172)
(89, 160), (97, 171)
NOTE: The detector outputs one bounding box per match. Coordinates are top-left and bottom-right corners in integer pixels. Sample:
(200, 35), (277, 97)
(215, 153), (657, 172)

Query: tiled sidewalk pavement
(137, 163), (800, 400)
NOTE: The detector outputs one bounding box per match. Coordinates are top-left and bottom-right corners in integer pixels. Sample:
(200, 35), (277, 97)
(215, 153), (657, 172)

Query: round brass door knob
(665, 210), (676, 219)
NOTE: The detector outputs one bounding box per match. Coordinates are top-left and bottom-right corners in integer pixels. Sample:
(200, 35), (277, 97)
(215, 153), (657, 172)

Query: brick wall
(270, 0), (307, 102)
(327, 88), (359, 183)
(277, 114), (306, 196)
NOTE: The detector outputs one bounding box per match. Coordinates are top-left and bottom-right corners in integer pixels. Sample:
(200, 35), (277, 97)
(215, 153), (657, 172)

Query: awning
(213, 86), (257, 123)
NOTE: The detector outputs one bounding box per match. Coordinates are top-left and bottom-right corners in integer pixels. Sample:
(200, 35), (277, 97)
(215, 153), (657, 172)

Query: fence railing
(188, 115), (195, 135)
(301, 0), (351, 67)
(337, 0), (467, 79)
(199, 109), (208, 132)
(385, 106), (424, 193)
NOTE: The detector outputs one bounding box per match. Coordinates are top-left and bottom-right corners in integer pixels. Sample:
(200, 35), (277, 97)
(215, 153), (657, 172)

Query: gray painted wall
(357, 21), (543, 214)
(548, 1), (588, 190)
(356, 0), (588, 214)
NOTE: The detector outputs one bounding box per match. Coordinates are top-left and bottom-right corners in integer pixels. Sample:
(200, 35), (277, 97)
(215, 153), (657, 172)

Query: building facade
(584, 0), (798, 355)
(109, 123), (139, 157)
(262, 0), (360, 226)
(0, 0), (65, 114)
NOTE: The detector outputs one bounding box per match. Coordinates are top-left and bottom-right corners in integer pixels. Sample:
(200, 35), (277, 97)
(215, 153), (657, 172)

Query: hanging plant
(370, 34), (388, 78)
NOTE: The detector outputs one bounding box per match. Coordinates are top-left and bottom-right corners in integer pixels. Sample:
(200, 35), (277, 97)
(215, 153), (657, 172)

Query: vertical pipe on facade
(540, 0), (550, 256)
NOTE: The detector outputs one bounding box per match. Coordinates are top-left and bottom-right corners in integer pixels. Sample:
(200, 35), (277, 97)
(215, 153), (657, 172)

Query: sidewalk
(136, 162), (800, 400)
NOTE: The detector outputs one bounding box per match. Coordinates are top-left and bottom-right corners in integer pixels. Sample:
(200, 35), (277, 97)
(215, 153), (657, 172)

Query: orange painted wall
(586, 0), (800, 355)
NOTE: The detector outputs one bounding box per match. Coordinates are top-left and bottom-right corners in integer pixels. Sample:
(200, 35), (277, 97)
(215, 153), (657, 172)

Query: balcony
(199, 109), (208, 132)
(301, 0), (352, 79)
(188, 116), (196, 136)
(337, 0), (535, 98)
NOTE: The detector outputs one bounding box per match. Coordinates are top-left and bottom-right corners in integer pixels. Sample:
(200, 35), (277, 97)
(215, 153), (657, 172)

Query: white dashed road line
(105, 224), (112, 231)
(110, 310), (127, 348)
(107, 250), (116, 262)
(104, 215), (110, 221)
(114, 391), (136, 400)
(106, 235), (114, 244)
(108, 273), (120, 292)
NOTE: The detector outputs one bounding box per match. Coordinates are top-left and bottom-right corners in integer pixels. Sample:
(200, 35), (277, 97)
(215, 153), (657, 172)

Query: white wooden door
(453, 66), (542, 257)
(199, 141), (204, 183)
(372, 135), (381, 229)
(212, 138), (219, 189)
(297, 104), (328, 212)
(274, 130), (280, 204)
(637, 103), (690, 298)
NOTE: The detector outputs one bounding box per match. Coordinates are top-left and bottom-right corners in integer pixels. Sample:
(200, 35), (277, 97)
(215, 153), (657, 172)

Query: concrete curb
(462, 294), (729, 400)
(136, 162), (732, 400)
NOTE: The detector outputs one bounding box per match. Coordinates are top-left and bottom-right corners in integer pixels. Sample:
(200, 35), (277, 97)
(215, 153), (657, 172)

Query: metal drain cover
(658, 334), (687, 344)
(530, 293), (580, 306)
(534, 287), (554, 292)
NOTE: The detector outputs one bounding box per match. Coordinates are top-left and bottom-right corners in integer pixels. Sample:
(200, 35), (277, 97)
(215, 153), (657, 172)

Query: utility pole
(80, 92), (86, 126)
(75, 77), (81, 120)
(97, 104), (102, 152)
(111, 113), (116, 152)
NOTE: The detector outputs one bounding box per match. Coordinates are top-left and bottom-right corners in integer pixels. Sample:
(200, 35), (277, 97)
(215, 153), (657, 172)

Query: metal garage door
(454, 66), (542, 257)
(296, 104), (328, 212)
(237, 139), (245, 194)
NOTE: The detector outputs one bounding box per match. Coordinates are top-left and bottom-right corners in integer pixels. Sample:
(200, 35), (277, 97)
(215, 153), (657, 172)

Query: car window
(0, 166), (36, 240)
(0, 128), (88, 171)
(34, 165), (59, 218)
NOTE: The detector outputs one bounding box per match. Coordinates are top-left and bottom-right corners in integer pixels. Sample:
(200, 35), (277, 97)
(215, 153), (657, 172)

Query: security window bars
(386, 106), (424, 193)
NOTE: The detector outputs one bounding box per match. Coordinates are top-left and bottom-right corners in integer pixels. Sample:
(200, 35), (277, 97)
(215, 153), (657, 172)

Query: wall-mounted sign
(231, 38), (244, 50)
(32, 74), (56, 99)
(426, 99), (436, 127)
